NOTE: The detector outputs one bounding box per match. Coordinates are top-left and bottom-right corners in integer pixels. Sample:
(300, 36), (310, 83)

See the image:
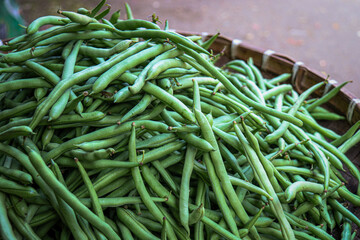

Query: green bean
(93, 177), (129, 198)
(156, 67), (199, 79)
(294, 111), (339, 140)
(248, 58), (265, 90)
(328, 198), (360, 227)
(27, 147), (120, 240)
(152, 159), (179, 194)
(202, 152), (240, 237)
(116, 220), (134, 240)
(0, 142), (60, 211)
(94, 5), (111, 20)
(339, 129), (360, 154)
(267, 73), (291, 85)
(311, 112), (345, 120)
(229, 176), (272, 200)
(175, 94), (227, 117)
(201, 32), (220, 50)
(228, 60), (255, 81)
(202, 62), (301, 127)
(197, 87), (266, 128)
(61, 40), (76, 59)
(218, 142), (248, 180)
(173, 76), (219, 90)
(124, 2), (134, 19)
(120, 72), (196, 122)
(115, 19), (161, 30)
(147, 59), (191, 80)
(265, 81), (324, 143)
(121, 94), (153, 122)
(138, 140), (185, 164)
(128, 214), (160, 233)
(76, 217), (97, 240)
(195, 115), (254, 236)
(178, 145), (197, 235)
(306, 81), (350, 112)
(49, 160), (88, 240)
(35, 219), (58, 238)
(89, 0), (106, 17)
(64, 91), (86, 114)
(116, 208), (160, 240)
(42, 62), (87, 72)
(79, 40), (132, 58)
(29, 41), (149, 129)
(277, 166), (360, 206)
(0, 166), (32, 185)
(0, 177), (39, 199)
(240, 119), (282, 192)
(179, 54), (213, 76)
(129, 123), (177, 239)
(201, 216), (241, 240)
(7, 205), (41, 240)
(75, 133), (128, 151)
(75, 158), (104, 220)
(161, 217), (168, 239)
(27, 16), (70, 34)
(263, 84), (292, 100)
(114, 29), (209, 55)
(29, 212), (57, 229)
(234, 122), (294, 240)
(59, 10), (98, 25)
(188, 203), (205, 226)
(45, 120), (169, 160)
(0, 192), (17, 240)
(92, 43), (173, 94)
(0, 78), (52, 94)
(128, 48), (183, 94)
(285, 181), (324, 202)
(341, 220), (352, 240)
(34, 87), (48, 101)
(110, 10), (121, 24)
(242, 78), (266, 105)
(0, 100), (43, 122)
(136, 133), (177, 149)
(289, 124), (330, 191)
(331, 120), (360, 147)
(49, 40), (83, 121)
(63, 148), (115, 161)
(0, 65), (28, 74)
(0, 44), (63, 63)
(80, 196), (166, 208)
(308, 133), (360, 194)
(58, 156), (136, 169)
(285, 212), (335, 240)
(45, 111), (105, 125)
(225, 65), (246, 75)
(351, 230), (357, 240)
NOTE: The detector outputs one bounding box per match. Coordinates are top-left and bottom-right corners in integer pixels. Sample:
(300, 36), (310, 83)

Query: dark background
(15, 0), (360, 97)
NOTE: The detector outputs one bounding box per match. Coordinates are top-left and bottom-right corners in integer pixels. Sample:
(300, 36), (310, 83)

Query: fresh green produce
(1, 1), (360, 239)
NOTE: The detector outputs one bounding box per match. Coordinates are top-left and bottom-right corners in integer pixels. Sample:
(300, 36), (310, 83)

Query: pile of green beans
(1, 1), (360, 239)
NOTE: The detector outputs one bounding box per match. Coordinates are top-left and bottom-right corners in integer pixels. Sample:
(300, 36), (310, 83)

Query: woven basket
(190, 32), (360, 232)
(179, 31), (360, 163)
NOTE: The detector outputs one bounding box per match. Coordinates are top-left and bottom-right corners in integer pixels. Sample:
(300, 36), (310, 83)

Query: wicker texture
(194, 32), (360, 125)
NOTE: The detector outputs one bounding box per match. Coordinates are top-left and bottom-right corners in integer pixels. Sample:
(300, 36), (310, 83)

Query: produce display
(1, 1), (360, 239)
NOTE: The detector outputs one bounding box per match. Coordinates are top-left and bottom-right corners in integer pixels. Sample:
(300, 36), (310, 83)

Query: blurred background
(2, 0), (360, 97)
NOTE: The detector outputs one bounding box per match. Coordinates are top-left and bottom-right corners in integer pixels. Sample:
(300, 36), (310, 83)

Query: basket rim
(177, 30), (360, 125)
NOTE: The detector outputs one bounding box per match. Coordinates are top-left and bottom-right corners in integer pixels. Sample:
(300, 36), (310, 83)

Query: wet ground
(17, 0), (360, 97)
